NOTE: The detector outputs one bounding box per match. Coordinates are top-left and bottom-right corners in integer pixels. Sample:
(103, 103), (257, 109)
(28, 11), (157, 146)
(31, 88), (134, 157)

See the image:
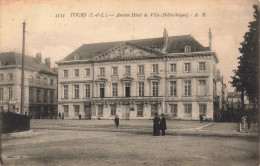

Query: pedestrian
(79, 114), (81, 120)
(242, 116), (246, 129)
(58, 112), (61, 119)
(160, 114), (167, 136)
(200, 114), (203, 123)
(114, 115), (119, 128)
(62, 113), (64, 120)
(153, 112), (160, 136)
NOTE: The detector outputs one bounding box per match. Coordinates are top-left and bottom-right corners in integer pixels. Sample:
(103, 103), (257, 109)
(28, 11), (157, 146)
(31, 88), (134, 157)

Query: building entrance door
(122, 105), (130, 120)
(84, 105), (91, 119)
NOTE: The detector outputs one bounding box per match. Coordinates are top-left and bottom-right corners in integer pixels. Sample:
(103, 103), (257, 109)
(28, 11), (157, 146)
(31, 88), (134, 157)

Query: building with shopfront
(0, 52), (58, 118)
(57, 29), (223, 120)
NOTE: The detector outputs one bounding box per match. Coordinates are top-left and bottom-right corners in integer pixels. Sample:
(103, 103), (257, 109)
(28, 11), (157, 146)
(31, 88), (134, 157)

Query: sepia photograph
(0, 0), (259, 165)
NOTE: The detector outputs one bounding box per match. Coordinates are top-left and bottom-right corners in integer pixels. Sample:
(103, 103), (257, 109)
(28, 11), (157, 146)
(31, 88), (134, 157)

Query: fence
(1, 112), (30, 134)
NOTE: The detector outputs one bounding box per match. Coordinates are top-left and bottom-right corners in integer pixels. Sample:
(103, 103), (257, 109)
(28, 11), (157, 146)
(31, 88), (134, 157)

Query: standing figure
(160, 114), (167, 136)
(62, 113), (64, 120)
(58, 112), (61, 119)
(153, 112), (160, 136)
(114, 115), (119, 128)
(200, 115), (203, 123)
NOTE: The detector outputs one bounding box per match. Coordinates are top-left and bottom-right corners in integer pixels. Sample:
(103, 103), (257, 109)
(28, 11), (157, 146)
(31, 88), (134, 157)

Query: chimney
(36, 52), (42, 63)
(209, 28), (212, 51)
(45, 57), (51, 68)
(162, 28), (168, 53)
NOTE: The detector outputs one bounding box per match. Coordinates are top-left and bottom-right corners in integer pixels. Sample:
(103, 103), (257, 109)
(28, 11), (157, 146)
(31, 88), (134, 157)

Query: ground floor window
(111, 105), (116, 115)
(151, 104), (157, 116)
(137, 104), (143, 116)
(98, 105), (103, 117)
(0, 106), (3, 112)
(184, 104), (192, 117)
(63, 105), (69, 117)
(73, 105), (79, 117)
(170, 104), (178, 117)
(199, 104), (207, 116)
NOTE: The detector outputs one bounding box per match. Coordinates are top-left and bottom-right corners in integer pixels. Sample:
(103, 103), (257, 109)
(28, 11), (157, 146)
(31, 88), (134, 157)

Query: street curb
(1, 130), (34, 138)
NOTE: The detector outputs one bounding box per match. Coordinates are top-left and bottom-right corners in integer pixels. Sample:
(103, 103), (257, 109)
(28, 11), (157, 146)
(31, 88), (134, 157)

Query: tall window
(85, 68), (90, 76)
(170, 81), (177, 96)
(8, 87), (12, 100)
(137, 104), (143, 116)
(125, 83), (131, 97)
(138, 65), (144, 74)
(138, 82), (144, 97)
(152, 82), (158, 96)
(184, 104), (192, 117)
(63, 85), (68, 99)
(99, 68), (105, 76)
(37, 90), (41, 102)
(125, 66), (131, 75)
(184, 81), (191, 96)
(0, 88), (3, 100)
(74, 69), (79, 77)
(43, 78), (47, 84)
(199, 62), (206, 71)
(50, 91), (54, 103)
(8, 73), (13, 81)
(112, 67), (118, 75)
(112, 83), (118, 97)
(0, 74), (3, 82)
(184, 63), (191, 73)
(198, 80), (206, 96)
(170, 64), (176, 73)
(170, 104), (178, 117)
(74, 105), (80, 117)
(100, 84), (105, 98)
(29, 88), (34, 102)
(152, 64), (158, 73)
(199, 104), (207, 116)
(63, 70), (68, 78)
(29, 75), (33, 82)
(50, 79), (54, 85)
(151, 104), (157, 116)
(98, 105), (103, 116)
(110, 105), (116, 115)
(63, 105), (69, 117)
(85, 84), (91, 98)
(44, 90), (48, 103)
(74, 85), (79, 99)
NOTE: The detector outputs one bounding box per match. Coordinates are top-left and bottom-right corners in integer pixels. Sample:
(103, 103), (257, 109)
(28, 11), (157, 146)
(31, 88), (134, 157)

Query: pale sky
(0, 0), (258, 91)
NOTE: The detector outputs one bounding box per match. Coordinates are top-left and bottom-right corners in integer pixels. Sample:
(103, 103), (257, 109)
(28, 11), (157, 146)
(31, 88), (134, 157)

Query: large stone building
(0, 52), (58, 118)
(56, 29), (223, 120)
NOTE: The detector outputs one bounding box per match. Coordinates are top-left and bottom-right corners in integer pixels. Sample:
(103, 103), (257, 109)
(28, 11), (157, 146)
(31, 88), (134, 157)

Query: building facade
(57, 29), (222, 120)
(0, 52), (58, 118)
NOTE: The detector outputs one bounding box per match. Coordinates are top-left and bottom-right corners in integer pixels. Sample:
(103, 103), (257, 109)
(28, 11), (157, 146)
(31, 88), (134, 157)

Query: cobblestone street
(1, 119), (259, 166)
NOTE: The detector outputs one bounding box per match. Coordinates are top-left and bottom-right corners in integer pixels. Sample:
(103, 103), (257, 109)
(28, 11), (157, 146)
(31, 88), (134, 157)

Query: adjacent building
(57, 29), (224, 120)
(0, 52), (58, 118)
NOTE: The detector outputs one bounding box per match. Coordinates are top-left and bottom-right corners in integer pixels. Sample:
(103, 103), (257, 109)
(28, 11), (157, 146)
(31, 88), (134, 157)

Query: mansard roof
(0, 52), (57, 75)
(60, 35), (208, 62)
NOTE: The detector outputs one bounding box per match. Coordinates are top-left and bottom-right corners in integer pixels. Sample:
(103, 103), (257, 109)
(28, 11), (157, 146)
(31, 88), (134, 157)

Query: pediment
(94, 43), (163, 60)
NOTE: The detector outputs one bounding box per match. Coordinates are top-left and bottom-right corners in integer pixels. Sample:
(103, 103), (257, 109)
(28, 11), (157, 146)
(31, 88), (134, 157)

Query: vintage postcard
(0, 0), (259, 165)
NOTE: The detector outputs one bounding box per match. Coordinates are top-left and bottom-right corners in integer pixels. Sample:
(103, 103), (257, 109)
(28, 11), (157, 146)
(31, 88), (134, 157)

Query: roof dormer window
(74, 54), (79, 60)
(185, 45), (191, 52)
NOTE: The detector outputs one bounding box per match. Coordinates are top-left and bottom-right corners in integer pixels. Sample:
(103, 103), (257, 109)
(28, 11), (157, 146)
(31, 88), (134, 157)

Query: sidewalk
(30, 119), (258, 138)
